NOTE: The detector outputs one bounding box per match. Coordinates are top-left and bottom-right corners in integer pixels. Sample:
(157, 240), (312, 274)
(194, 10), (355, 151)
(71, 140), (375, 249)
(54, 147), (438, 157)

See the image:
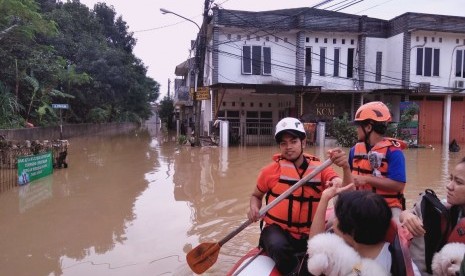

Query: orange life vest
(352, 138), (406, 209)
(264, 154), (323, 239)
(447, 218), (465, 243)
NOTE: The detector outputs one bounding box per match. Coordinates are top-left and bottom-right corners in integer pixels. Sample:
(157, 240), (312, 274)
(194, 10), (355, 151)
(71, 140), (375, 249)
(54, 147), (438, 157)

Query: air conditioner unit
(454, 80), (465, 89)
(418, 82), (431, 93)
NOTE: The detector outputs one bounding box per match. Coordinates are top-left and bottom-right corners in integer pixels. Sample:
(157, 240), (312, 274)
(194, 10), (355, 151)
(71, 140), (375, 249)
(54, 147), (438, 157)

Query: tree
(0, 0), (160, 127)
(158, 96), (174, 129)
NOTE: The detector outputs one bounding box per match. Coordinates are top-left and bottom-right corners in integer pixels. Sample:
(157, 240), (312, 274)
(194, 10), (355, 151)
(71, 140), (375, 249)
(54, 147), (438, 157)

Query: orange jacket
(264, 154), (325, 239)
(352, 138), (406, 209)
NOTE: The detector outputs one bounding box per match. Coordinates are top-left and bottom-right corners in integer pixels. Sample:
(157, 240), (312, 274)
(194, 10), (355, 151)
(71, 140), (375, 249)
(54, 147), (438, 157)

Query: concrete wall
(0, 123), (138, 141)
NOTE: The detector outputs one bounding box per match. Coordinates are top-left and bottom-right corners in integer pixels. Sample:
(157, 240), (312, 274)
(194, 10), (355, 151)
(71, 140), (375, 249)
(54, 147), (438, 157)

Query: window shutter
(376, 51), (382, 82)
(416, 48), (423, 76)
(424, 47), (432, 77)
(263, 47), (271, 75)
(347, 48), (354, 78)
(242, 46), (252, 74)
(433, 48), (440, 76)
(334, 48), (340, 77)
(456, 50), (463, 77)
(252, 46), (262, 75)
(320, 47), (326, 76)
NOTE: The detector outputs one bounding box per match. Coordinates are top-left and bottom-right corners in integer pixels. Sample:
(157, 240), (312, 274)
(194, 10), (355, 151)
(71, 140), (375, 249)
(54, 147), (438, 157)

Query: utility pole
(193, 0), (210, 147)
(159, 6), (207, 146)
(167, 78), (171, 98)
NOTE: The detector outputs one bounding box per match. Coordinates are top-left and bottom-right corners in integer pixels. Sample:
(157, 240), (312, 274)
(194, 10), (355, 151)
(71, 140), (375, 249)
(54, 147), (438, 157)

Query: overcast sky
(77, 0), (464, 100)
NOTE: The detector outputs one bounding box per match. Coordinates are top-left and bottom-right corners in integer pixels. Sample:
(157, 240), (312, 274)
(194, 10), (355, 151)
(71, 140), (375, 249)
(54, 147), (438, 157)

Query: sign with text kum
(52, 104), (69, 109)
(195, 86), (210, 100)
(17, 152), (53, 185)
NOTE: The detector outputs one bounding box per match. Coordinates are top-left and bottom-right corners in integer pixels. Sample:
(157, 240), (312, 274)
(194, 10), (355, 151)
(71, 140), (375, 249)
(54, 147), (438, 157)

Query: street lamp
(159, 8), (201, 31)
(160, 8), (202, 147)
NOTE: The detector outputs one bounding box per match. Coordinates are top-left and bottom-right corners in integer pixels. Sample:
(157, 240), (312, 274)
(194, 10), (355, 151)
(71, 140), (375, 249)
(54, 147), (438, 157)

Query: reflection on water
(0, 119), (463, 275)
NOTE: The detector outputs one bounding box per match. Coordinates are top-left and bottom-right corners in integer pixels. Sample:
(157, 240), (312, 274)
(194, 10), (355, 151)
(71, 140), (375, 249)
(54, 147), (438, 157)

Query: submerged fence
(0, 139), (68, 193)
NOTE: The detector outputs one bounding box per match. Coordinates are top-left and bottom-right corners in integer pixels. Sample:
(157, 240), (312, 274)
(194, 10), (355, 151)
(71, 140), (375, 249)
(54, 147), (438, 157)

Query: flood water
(0, 120), (463, 276)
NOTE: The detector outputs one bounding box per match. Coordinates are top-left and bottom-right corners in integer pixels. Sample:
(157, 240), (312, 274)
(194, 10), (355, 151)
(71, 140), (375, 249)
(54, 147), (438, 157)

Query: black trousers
(260, 224), (310, 275)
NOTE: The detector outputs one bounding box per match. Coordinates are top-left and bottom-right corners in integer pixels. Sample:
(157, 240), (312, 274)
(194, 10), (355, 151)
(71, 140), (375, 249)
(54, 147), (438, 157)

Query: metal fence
(0, 139), (68, 193)
(228, 122), (275, 146)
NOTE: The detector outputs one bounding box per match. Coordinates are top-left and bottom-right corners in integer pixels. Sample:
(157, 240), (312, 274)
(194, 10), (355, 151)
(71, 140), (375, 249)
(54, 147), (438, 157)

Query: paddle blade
(186, 242), (221, 274)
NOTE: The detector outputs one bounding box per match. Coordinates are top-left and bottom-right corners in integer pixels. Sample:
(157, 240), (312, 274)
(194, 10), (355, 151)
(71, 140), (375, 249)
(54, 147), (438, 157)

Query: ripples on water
(0, 123), (462, 275)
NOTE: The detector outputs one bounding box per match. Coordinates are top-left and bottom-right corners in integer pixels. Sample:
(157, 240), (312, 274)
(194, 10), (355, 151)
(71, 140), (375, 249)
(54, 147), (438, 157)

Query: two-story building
(173, 7), (465, 146)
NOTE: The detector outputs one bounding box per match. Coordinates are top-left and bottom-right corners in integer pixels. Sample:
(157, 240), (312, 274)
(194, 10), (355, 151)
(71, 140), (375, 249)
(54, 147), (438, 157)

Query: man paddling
(247, 117), (352, 275)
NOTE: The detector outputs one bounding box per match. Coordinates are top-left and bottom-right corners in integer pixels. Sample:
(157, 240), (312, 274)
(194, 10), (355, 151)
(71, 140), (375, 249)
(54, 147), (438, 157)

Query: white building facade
(176, 8), (465, 146)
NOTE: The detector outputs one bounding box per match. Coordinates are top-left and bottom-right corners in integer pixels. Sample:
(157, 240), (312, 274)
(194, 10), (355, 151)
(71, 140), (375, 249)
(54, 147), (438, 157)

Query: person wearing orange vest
(349, 101), (407, 221)
(400, 157), (465, 275)
(247, 117), (352, 275)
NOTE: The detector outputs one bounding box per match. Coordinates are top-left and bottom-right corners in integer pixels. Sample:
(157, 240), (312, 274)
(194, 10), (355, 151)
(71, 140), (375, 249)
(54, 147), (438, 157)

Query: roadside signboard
(52, 104), (69, 109)
(189, 87), (210, 100)
(195, 86), (210, 100)
(17, 152), (53, 185)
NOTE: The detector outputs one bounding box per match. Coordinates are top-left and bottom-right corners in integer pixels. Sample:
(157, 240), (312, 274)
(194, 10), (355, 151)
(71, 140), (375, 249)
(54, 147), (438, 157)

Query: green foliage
(177, 135), (187, 145)
(23, 74), (74, 125)
(0, 0), (160, 127)
(114, 111), (142, 124)
(158, 96), (174, 129)
(329, 113), (357, 147)
(0, 82), (24, 128)
(87, 107), (110, 123)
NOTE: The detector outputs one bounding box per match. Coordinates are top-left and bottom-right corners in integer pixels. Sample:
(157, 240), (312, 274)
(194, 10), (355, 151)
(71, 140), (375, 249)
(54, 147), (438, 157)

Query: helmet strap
(362, 124), (373, 149)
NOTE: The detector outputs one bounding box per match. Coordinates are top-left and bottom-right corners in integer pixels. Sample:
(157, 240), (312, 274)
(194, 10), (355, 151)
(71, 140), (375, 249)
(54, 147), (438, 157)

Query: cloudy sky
(77, 0), (464, 100)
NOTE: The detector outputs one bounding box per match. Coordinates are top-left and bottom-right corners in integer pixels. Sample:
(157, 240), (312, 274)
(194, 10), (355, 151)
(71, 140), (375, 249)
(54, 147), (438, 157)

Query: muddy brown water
(0, 122), (462, 275)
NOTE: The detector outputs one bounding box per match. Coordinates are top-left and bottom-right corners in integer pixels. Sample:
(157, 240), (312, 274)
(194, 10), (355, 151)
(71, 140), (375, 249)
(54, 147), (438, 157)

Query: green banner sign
(17, 152), (53, 185)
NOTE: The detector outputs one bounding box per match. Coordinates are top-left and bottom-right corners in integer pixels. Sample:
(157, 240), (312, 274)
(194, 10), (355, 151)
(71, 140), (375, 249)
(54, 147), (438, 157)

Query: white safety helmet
(275, 117), (306, 143)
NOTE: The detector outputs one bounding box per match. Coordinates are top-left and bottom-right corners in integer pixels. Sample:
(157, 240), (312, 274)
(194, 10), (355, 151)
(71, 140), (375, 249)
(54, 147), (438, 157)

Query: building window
(263, 47), (271, 75)
(242, 45), (272, 75)
(305, 47), (312, 84)
(416, 47), (440, 76)
(456, 50), (465, 78)
(319, 47), (326, 76)
(347, 48), (355, 78)
(376, 51), (382, 82)
(315, 37), (319, 43)
(306, 37), (309, 43)
(342, 39), (345, 44)
(324, 38), (328, 43)
(334, 48), (340, 77)
(333, 38), (337, 44)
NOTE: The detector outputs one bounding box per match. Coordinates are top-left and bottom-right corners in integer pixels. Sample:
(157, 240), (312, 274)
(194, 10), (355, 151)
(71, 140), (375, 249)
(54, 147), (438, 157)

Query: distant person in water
(450, 139), (461, 153)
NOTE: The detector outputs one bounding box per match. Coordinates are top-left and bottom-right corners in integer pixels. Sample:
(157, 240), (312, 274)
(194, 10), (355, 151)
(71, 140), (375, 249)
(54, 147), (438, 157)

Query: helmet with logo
(275, 117), (306, 143)
(354, 101), (391, 123)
